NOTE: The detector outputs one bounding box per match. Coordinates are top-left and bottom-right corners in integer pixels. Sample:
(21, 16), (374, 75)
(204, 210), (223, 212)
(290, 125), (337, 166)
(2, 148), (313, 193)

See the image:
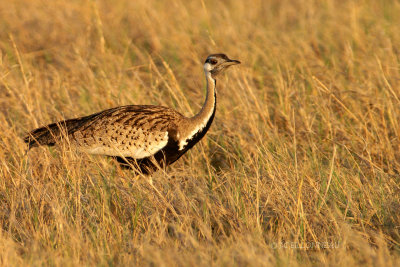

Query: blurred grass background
(1, 0), (400, 265)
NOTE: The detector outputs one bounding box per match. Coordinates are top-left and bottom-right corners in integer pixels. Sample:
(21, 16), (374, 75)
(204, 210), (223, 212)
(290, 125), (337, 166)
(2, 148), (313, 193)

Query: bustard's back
(24, 54), (240, 174)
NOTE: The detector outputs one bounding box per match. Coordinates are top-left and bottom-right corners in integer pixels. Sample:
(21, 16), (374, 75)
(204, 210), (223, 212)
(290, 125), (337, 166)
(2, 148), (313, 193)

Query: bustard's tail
(23, 113), (100, 149)
(24, 118), (79, 149)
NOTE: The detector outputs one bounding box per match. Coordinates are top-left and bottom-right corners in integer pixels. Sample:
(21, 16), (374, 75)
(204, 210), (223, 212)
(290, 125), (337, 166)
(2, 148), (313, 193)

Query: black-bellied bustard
(24, 54), (240, 174)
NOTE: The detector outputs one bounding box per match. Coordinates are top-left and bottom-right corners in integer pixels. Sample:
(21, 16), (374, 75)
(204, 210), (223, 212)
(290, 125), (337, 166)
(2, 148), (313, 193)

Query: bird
(24, 54), (240, 174)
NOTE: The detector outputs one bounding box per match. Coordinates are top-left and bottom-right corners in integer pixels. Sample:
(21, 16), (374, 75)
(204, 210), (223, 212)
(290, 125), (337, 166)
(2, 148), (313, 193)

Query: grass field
(1, 0), (400, 265)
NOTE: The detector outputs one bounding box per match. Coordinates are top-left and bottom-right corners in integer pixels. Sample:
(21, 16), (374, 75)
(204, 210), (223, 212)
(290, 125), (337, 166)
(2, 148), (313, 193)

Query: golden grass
(1, 0), (400, 265)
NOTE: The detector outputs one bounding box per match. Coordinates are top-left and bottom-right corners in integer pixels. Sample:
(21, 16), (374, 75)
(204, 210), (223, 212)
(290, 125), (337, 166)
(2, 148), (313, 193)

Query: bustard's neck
(178, 71), (216, 150)
(192, 72), (216, 124)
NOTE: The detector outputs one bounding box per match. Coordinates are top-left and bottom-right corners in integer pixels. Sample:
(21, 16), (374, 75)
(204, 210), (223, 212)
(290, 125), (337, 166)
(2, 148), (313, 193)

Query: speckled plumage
(24, 54), (240, 174)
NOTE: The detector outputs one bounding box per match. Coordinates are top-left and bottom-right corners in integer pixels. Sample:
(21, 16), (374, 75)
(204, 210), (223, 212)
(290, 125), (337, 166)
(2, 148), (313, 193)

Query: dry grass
(1, 0), (400, 266)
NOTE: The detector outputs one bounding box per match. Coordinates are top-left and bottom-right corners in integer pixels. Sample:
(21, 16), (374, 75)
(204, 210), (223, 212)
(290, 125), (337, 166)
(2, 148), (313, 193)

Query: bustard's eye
(207, 58), (217, 65)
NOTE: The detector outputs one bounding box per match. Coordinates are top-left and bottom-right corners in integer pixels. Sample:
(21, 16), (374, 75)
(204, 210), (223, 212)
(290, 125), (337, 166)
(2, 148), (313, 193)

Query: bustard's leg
(113, 156), (160, 186)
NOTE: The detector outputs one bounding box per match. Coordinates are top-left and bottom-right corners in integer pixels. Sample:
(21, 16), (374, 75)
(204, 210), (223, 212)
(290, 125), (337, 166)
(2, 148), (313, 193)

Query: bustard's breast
(176, 106), (216, 151)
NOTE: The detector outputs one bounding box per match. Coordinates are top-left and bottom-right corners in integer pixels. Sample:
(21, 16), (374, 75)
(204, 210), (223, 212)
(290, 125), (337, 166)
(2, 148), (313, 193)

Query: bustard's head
(204, 54), (240, 78)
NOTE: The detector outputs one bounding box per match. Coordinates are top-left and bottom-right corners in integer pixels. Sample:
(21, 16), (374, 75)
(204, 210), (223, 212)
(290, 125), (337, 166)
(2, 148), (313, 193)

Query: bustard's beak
(222, 59), (241, 68)
(228, 59), (241, 65)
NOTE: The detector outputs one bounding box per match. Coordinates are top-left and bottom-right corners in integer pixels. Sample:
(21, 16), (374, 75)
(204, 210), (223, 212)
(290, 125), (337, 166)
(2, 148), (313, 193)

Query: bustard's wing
(25, 105), (182, 159)
(70, 105), (182, 159)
